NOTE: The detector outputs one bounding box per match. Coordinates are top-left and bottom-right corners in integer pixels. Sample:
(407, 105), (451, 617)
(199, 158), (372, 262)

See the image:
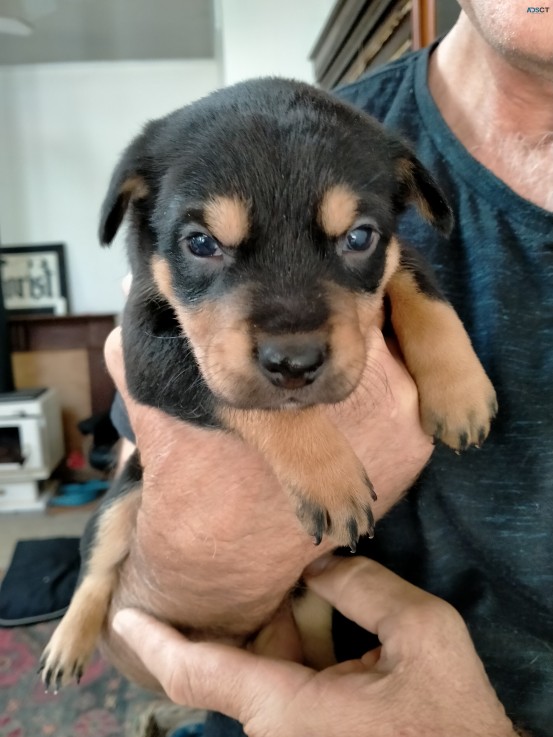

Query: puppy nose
(257, 336), (327, 389)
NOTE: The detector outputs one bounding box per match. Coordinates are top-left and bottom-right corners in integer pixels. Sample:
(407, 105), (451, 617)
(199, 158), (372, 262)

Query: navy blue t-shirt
(334, 42), (553, 736)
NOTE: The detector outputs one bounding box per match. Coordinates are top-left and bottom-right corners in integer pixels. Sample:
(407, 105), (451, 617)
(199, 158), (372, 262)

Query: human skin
(429, 5), (553, 210)
(113, 557), (518, 737)
(102, 325), (434, 688)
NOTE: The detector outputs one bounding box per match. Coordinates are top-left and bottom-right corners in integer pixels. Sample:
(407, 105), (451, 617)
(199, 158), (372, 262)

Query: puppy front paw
(39, 624), (96, 692)
(419, 363), (497, 451)
(38, 580), (107, 692)
(290, 451), (377, 551)
(222, 406), (377, 549)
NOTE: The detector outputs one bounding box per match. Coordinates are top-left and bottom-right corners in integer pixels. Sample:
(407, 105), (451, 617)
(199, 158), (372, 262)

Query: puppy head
(100, 79), (452, 410)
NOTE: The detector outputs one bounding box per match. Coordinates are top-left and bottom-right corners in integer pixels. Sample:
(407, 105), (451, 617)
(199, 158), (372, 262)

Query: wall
(0, 60), (219, 314)
(0, 1), (335, 315)
(217, 0), (335, 85)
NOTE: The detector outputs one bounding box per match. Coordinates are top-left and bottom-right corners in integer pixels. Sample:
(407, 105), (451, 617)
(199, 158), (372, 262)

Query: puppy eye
(343, 226), (380, 255)
(186, 233), (222, 258)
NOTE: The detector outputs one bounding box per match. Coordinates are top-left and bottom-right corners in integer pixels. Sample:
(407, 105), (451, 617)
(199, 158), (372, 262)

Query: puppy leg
(39, 462), (141, 691)
(221, 407), (376, 550)
(387, 244), (497, 449)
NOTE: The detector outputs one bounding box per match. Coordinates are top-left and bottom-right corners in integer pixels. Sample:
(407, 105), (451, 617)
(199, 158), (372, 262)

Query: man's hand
(103, 326), (433, 683)
(113, 557), (516, 737)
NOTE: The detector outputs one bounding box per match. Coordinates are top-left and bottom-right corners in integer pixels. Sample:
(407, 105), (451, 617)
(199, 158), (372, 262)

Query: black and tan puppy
(40, 78), (496, 690)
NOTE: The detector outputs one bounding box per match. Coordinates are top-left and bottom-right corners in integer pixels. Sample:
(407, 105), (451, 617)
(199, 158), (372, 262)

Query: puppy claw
(295, 483), (376, 549)
(40, 654), (87, 691)
(286, 434), (376, 548)
(476, 427), (487, 448)
(301, 502), (329, 544)
(366, 506), (375, 539)
(347, 518), (359, 553)
(363, 471), (378, 502)
(40, 628), (95, 691)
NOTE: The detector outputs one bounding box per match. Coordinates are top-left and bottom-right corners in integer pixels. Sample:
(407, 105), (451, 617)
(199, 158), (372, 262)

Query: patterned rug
(0, 619), (159, 737)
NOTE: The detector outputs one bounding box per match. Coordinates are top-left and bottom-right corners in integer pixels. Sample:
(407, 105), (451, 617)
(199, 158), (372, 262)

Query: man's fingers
(306, 557), (449, 639)
(251, 604), (304, 662)
(104, 326), (128, 398)
(113, 609), (312, 722)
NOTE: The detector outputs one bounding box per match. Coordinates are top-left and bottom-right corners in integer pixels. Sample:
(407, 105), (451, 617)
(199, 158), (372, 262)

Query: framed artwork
(0, 244), (69, 316)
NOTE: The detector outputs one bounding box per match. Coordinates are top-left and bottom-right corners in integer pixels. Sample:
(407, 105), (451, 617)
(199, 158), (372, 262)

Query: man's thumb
(113, 608), (308, 724)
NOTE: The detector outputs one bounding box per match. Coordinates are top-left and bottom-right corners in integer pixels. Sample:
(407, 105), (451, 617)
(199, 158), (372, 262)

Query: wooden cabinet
(8, 314), (117, 452)
(311, 0), (459, 89)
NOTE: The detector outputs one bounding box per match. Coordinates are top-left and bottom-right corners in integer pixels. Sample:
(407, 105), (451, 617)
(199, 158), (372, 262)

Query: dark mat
(0, 537), (80, 626)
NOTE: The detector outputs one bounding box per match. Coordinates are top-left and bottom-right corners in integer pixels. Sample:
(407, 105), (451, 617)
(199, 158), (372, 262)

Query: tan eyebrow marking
(396, 158), (434, 223)
(319, 185), (359, 237)
(119, 175), (149, 200)
(204, 195), (250, 247)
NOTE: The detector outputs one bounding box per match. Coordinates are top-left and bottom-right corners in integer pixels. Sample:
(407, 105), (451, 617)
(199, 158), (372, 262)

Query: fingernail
(304, 554), (340, 577)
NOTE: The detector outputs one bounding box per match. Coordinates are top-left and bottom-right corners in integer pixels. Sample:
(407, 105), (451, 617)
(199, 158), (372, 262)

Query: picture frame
(0, 244), (69, 316)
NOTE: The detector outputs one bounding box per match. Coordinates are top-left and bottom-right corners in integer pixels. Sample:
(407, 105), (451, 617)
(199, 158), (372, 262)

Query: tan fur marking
(387, 269), (497, 448)
(152, 255), (255, 404)
(319, 184), (359, 237)
(396, 158), (434, 223)
(120, 175), (149, 200)
(152, 254), (176, 303)
(323, 286), (379, 396)
(381, 236), (401, 287)
(175, 297), (253, 403)
(87, 488), (141, 577)
(204, 195), (249, 247)
(396, 157), (415, 180)
(41, 488), (141, 688)
(321, 237), (400, 388)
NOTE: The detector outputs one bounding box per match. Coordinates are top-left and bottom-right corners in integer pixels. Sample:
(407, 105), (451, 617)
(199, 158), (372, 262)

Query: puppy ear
(99, 137), (150, 246)
(396, 153), (453, 236)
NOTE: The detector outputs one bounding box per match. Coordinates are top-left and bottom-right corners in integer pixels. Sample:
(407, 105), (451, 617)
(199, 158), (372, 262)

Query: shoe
(48, 480), (109, 507)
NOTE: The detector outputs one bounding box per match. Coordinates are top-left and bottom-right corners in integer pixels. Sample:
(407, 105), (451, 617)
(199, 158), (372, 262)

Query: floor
(0, 507), (93, 570)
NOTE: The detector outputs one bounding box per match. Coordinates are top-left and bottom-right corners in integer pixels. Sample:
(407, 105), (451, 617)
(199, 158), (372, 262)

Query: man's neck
(428, 13), (553, 211)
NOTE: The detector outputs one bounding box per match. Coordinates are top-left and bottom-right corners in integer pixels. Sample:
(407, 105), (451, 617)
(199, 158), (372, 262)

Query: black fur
(398, 241), (448, 301)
